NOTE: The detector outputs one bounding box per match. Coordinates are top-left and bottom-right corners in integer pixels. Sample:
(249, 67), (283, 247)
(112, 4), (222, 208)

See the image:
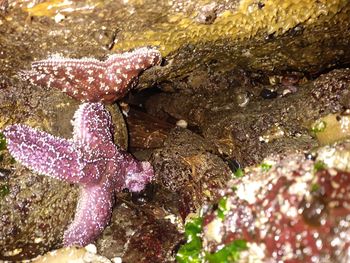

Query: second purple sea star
(3, 102), (154, 246)
(19, 47), (162, 103)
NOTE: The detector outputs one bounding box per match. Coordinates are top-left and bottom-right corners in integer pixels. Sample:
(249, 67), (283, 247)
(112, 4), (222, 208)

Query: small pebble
(85, 244), (97, 254)
(176, 119), (188, 128)
(54, 13), (65, 23)
(111, 257), (123, 263)
(236, 92), (250, 107)
(119, 102), (130, 117)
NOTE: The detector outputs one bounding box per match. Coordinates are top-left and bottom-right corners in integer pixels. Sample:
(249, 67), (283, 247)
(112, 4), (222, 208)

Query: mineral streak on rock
(3, 102), (154, 246)
(19, 47), (162, 103)
(202, 150), (350, 262)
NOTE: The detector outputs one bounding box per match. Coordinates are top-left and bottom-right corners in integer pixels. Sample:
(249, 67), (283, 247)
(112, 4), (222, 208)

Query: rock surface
(145, 69), (350, 166)
(0, 0), (349, 91)
(201, 141), (350, 262)
(151, 128), (233, 220)
(1, 0), (350, 262)
(0, 83), (127, 260)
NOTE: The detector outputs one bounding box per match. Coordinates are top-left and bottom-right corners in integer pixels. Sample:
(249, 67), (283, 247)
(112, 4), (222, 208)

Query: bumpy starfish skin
(3, 103), (154, 246)
(19, 47), (162, 103)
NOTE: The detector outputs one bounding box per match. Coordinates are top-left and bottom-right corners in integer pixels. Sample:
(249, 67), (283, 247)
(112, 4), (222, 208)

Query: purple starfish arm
(122, 156), (154, 192)
(3, 102), (155, 246)
(19, 47), (162, 103)
(63, 182), (114, 246)
(72, 102), (114, 150)
(3, 124), (83, 184)
(106, 47), (162, 90)
(71, 102), (118, 185)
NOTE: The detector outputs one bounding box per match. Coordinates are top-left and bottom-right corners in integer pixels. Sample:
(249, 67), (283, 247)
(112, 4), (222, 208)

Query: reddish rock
(202, 150), (350, 262)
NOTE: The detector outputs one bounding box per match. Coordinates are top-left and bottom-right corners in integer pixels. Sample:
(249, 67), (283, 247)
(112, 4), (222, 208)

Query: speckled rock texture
(0, 0), (349, 92)
(96, 197), (183, 263)
(151, 128), (233, 219)
(0, 0), (350, 262)
(0, 81), (127, 260)
(201, 141), (350, 262)
(146, 68), (350, 166)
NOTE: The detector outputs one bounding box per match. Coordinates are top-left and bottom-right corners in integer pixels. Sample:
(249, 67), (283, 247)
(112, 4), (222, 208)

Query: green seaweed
(0, 184), (10, 198)
(260, 163), (272, 172)
(177, 212), (247, 262)
(310, 183), (320, 192)
(176, 217), (203, 263)
(233, 168), (244, 178)
(0, 132), (6, 151)
(314, 160), (326, 172)
(205, 240), (248, 263)
(217, 197), (229, 220)
(311, 120), (327, 134)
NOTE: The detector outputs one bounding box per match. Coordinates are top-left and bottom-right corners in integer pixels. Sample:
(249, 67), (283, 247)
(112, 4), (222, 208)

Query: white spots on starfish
(34, 73), (46, 81)
(3, 103), (155, 246)
(47, 78), (53, 88)
(100, 82), (109, 91)
(20, 47), (161, 103)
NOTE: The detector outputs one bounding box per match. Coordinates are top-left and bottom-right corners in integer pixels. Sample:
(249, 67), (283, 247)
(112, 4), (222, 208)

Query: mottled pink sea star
(19, 47), (162, 103)
(3, 103), (154, 246)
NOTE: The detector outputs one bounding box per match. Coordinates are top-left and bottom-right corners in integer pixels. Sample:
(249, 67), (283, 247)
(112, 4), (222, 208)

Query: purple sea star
(19, 47), (162, 103)
(3, 103), (154, 246)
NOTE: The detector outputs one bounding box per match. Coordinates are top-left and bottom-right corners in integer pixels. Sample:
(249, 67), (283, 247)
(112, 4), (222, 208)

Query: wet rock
(146, 69), (350, 166)
(0, 0), (350, 262)
(200, 142), (350, 262)
(123, 219), (181, 263)
(0, 0), (349, 93)
(0, 167), (78, 261)
(0, 80), (127, 260)
(311, 68), (350, 114)
(125, 107), (174, 150)
(0, 0), (8, 12)
(151, 128), (232, 219)
(96, 198), (182, 263)
(32, 244), (112, 263)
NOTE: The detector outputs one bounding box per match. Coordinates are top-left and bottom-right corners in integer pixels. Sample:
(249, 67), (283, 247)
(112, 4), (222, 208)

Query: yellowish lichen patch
(311, 112), (350, 145)
(20, 0), (350, 63)
(112, 0), (349, 56)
